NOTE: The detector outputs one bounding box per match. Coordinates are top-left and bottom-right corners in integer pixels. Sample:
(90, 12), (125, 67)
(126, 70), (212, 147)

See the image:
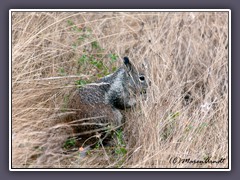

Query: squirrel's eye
(139, 76), (145, 81)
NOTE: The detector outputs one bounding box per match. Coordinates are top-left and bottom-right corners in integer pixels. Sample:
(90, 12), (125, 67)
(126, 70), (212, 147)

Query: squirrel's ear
(123, 57), (132, 72)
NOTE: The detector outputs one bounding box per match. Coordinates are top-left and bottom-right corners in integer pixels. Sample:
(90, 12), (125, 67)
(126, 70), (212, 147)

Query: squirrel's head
(123, 57), (150, 95)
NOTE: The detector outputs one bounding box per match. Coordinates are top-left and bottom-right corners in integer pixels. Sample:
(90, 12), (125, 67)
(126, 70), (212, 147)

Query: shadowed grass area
(11, 11), (229, 168)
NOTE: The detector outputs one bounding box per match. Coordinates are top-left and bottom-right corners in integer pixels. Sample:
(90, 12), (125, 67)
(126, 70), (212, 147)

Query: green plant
(109, 53), (118, 63)
(114, 130), (127, 155)
(90, 58), (104, 69)
(66, 19), (119, 90)
(170, 111), (180, 119)
(91, 41), (101, 50)
(112, 129), (127, 167)
(75, 79), (88, 88)
(78, 54), (89, 65)
(67, 20), (82, 32)
(67, 20), (74, 26)
(111, 66), (117, 72)
(66, 20), (90, 49)
(66, 19), (118, 81)
(63, 138), (76, 150)
(58, 67), (66, 76)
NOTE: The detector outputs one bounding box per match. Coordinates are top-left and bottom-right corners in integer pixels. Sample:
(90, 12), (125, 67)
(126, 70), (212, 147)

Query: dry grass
(11, 11), (229, 169)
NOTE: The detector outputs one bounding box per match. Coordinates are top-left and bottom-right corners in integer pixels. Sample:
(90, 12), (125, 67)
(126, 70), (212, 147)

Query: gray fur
(67, 57), (149, 146)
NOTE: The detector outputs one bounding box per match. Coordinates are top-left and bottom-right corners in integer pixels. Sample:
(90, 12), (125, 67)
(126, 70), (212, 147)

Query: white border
(9, 9), (231, 171)
(10, 9), (230, 12)
(9, 10), (12, 172)
(228, 9), (231, 172)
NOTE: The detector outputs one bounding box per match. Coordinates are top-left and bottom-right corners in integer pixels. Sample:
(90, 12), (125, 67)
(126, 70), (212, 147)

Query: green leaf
(78, 35), (86, 42)
(63, 138), (76, 149)
(58, 67), (66, 76)
(78, 54), (88, 65)
(72, 43), (77, 49)
(91, 41), (100, 49)
(75, 79), (88, 87)
(112, 66), (117, 72)
(67, 20), (74, 26)
(109, 53), (118, 63)
(170, 112), (180, 119)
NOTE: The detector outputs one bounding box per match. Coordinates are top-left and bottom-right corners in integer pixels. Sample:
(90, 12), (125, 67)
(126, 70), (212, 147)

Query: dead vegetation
(11, 11), (229, 168)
